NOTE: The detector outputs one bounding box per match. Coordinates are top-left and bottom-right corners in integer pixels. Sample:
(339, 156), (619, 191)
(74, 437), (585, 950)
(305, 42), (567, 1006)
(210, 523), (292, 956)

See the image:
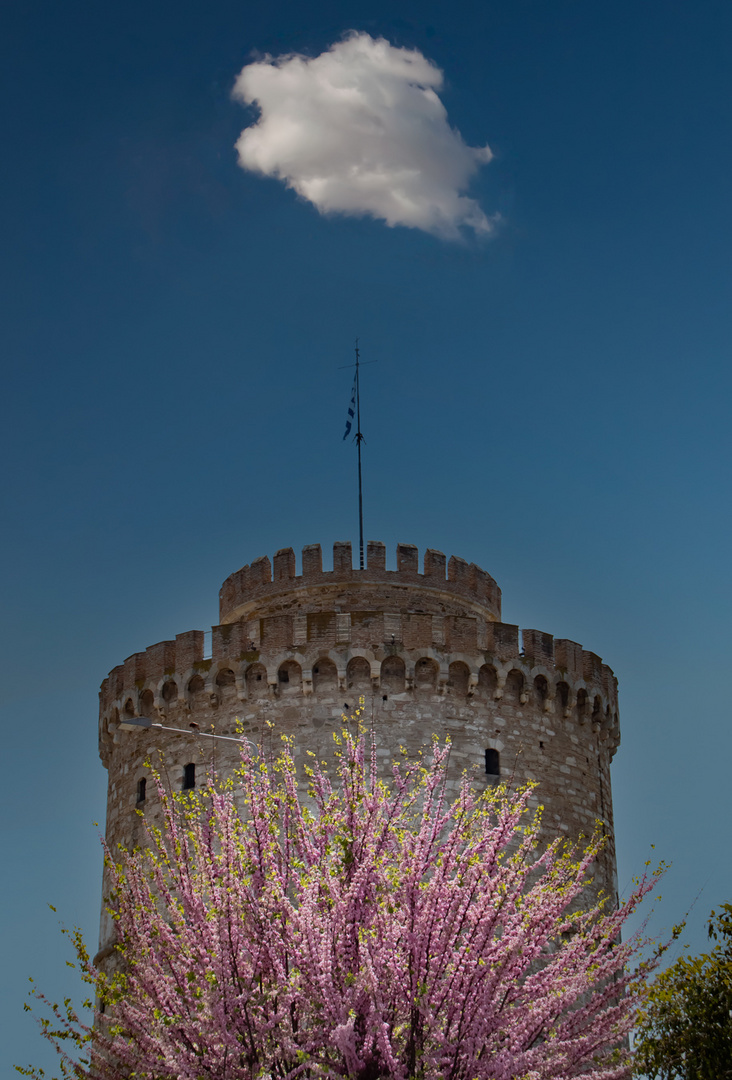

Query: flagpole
(354, 341), (364, 570)
(341, 341), (375, 571)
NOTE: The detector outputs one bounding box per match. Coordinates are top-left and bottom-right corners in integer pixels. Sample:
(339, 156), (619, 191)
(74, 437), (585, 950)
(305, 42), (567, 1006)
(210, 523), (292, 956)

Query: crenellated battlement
(218, 542), (502, 624)
(100, 624), (617, 704)
(99, 612), (620, 767)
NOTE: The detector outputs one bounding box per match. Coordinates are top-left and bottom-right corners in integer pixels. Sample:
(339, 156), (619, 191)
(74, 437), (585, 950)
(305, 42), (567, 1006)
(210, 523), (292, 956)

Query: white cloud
(232, 33), (496, 239)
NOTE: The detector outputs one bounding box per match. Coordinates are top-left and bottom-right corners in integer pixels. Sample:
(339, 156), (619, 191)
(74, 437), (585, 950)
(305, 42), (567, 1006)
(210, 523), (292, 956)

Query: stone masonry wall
(97, 542), (620, 958)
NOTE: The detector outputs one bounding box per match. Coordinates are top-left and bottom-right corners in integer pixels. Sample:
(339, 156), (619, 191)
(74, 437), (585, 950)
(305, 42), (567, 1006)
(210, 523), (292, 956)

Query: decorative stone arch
(139, 688), (155, 718)
(215, 665), (236, 688)
(346, 649), (379, 680)
(312, 656), (338, 694)
(414, 656), (439, 691)
(380, 655), (405, 695)
(161, 679), (178, 705)
(277, 659), (302, 694)
(575, 686), (588, 723)
(347, 655), (371, 691)
(123, 697), (136, 719)
(186, 672), (207, 704)
(449, 653), (479, 692)
(556, 680), (570, 715)
(245, 662), (268, 698)
(448, 660), (470, 696)
(592, 695), (603, 724)
(603, 703), (616, 734)
(504, 668), (524, 705)
(533, 674), (549, 709)
(477, 663), (498, 699)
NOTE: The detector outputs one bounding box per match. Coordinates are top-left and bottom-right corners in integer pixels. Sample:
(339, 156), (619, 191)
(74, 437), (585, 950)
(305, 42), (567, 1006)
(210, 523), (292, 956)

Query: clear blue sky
(2, 1), (731, 1073)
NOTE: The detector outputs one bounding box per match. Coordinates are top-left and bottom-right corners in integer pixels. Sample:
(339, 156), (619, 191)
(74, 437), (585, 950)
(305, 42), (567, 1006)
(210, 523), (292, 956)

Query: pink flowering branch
(19, 713), (662, 1080)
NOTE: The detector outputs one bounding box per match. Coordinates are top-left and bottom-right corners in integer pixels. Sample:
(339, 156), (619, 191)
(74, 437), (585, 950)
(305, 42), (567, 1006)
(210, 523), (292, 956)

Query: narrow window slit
(485, 749), (500, 776)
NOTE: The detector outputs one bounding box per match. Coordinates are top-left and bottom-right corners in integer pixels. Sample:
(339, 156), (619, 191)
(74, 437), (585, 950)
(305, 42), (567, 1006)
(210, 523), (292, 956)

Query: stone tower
(97, 541), (620, 959)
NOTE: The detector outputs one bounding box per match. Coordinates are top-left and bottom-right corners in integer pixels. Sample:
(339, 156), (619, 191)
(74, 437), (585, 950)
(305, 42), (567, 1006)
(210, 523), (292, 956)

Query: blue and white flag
(343, 376), (357, 440)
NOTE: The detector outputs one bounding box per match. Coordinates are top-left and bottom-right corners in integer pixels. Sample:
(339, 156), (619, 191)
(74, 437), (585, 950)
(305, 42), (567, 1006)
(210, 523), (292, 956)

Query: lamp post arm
(118, 717), (249, 746)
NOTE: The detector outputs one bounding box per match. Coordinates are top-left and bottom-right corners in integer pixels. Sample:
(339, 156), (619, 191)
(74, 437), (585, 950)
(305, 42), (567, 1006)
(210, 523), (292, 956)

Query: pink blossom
(21, 721), (661, 1080)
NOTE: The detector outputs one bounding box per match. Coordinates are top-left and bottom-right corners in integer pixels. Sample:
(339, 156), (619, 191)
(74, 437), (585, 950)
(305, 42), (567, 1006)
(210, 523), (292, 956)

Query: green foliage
(633, 904), (732, 1079)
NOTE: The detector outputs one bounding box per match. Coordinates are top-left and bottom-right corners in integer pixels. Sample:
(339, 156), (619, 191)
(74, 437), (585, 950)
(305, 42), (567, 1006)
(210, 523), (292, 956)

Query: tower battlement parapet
(99, 619), (619, 767)
(100, 618), (617, 717)
(218, 542), (502, 624)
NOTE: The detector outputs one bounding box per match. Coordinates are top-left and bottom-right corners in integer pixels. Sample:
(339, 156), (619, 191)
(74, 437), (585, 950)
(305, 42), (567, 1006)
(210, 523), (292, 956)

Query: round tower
(97, 541), (620, 957)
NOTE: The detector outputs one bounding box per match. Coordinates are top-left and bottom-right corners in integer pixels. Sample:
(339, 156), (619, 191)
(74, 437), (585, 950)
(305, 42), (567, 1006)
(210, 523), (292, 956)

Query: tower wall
(98, 542), (620, 957)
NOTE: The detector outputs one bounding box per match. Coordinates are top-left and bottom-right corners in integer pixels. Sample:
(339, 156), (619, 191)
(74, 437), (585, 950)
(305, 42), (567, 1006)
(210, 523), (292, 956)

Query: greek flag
(343, 376), (356, 440)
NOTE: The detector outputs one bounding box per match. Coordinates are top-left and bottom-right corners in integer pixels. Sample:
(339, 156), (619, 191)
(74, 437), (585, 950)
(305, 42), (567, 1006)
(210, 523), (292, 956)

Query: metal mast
(341, 339), (375, 570)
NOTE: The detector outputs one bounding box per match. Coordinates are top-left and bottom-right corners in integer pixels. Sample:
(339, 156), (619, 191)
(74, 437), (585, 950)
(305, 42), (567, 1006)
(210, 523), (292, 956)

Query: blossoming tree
(20, 716), (659, 1080)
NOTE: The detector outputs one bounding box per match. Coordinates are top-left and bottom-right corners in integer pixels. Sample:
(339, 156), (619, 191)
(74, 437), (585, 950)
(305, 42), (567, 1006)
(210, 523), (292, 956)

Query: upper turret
(219, 541), (502, 624)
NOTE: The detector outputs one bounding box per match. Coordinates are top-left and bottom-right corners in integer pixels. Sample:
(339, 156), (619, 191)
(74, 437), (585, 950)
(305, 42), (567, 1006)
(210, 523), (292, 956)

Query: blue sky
(2, 0), (732, 1072)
